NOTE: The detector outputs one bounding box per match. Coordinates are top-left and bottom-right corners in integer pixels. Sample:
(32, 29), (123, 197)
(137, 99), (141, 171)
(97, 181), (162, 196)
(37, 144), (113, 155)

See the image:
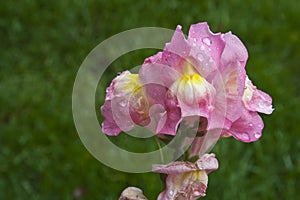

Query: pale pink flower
(152, 153), (218, 200)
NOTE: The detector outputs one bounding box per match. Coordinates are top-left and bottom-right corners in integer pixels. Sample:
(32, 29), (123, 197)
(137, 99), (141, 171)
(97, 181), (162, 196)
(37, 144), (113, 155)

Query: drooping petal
(243, 76), (274, 114)
(227, 108), (264, 142)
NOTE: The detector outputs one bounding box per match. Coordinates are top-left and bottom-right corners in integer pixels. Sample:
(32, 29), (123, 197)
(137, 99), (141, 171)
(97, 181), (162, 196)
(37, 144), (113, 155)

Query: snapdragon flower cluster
(101, 22), (273, 200)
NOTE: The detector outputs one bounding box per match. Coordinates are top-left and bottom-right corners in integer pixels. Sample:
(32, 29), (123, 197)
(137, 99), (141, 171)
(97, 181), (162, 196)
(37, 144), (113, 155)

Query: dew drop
(249, 123), (253, 127)
(241, 133), (250, 140)
(200, 45), (205, 50)
(197, 53), (204, 62)
(254, 132), (261, 139)
(202, 37), (212, 46)
(192, 42), (197, 47)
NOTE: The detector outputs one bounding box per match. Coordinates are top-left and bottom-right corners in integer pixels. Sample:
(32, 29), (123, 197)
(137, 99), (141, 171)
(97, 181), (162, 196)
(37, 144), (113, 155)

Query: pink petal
(152, 161), (197, 174)
(228, 108), (264, 142)
(101, 100), (122, 136)
(217, 63), (247, 122)
(165, 25), (191, 59)
(140, 60), (181, 89)
(188, 22), (226, 70)
(220, 32), (248, 71)
(138, 83), (182, 136)
(196, 153), (219, 174)
(250, 89), (274, 114)
(243, 77), (274, 114)
(158, 92), (182, 135)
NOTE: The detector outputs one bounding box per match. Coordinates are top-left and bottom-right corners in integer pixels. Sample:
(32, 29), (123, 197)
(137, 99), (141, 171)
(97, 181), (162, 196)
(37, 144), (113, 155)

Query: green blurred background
(1, 0), (299, 199)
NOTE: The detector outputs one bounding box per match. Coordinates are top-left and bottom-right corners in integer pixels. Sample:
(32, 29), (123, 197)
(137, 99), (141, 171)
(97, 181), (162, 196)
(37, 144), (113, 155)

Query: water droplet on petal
(254, 132), (261, 139)
(197, 53), (204, 62)
(192, 42), (196, 47)
(200, 45), (205, 50)
(249, 123), (253, 127)
(241, 133), (250, 141)
(202, 37), (212, 46)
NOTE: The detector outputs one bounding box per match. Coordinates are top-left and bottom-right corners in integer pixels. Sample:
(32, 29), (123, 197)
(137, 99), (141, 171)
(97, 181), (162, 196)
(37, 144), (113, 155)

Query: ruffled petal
(153, 154), (218, 200)
(243, 76), (274, 114)
(188, 22), (226, 70)
(195, 153), (219, 174)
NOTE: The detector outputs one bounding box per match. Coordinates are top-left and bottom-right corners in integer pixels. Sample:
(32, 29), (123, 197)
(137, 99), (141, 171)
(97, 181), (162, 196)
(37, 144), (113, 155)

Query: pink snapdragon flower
(139, 22), (273, 142)
(101, 22), (273, 144)
(152, 153), (218, 199)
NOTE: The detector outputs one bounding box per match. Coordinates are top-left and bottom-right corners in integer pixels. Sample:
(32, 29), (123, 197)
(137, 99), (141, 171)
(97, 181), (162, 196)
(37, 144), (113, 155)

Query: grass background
(1, 0), (300, 199)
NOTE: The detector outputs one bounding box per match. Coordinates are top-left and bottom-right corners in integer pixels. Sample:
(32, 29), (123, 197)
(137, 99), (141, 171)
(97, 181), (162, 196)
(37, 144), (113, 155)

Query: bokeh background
(1, 0), (299, 199)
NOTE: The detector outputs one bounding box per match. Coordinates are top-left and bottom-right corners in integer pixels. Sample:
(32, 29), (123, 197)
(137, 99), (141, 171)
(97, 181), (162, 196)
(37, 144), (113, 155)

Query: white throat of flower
(170, 63), (215, 106)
